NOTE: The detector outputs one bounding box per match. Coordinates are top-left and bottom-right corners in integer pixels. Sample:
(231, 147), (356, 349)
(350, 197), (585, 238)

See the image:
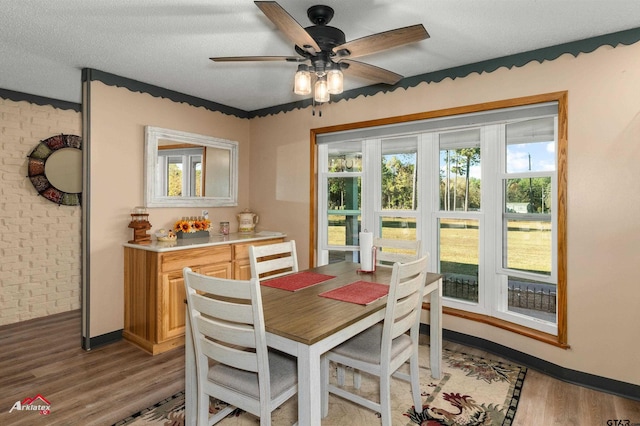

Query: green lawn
(328, 218), (551, 274)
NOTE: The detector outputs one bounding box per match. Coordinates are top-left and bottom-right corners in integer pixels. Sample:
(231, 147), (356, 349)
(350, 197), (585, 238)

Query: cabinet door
(234, 258), (252, 280)
(158, 270), (186, 342)
(199, 262), (232, 279)
(158, 264), (230, 344)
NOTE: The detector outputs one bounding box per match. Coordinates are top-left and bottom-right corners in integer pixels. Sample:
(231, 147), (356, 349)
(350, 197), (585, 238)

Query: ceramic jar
(237, 208), (259, 233)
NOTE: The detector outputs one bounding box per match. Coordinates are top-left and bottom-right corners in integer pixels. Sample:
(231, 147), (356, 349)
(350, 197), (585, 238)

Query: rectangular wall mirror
(144, 126), (238, 207)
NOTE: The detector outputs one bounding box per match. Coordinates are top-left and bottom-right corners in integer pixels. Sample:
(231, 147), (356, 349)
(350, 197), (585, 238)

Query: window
(156, 147), (203, 197)
(437, 129), (481, 305)
(378, 136), (419, 246)
(497, 118), (557, 329)
(314, 94), (567, 344)
(319, 141), (362, 264)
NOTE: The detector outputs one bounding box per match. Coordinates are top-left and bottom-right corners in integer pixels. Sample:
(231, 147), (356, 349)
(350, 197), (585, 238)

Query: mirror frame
(27, 133), (83, 206)
(144, 126), (238, 207)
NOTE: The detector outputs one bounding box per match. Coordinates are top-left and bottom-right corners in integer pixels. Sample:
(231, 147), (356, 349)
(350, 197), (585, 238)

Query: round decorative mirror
(27, 134), (82, 206)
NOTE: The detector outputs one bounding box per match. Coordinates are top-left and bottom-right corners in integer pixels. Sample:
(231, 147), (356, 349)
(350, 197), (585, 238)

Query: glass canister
(219, 221), (230, 235)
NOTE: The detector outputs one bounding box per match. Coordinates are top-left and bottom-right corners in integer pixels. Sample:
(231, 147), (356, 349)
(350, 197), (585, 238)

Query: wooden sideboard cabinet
(123, 235), (284, 354)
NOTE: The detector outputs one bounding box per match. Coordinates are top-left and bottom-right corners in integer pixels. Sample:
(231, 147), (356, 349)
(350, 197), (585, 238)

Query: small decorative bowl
(156, 229), (177, 242)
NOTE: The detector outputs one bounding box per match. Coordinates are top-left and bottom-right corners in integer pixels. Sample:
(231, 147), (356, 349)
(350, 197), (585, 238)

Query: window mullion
(363, 139), (378, 234)
(422, 132), (437, 269)
(480, 124), (500, 316)
(317, 145), (329, 264)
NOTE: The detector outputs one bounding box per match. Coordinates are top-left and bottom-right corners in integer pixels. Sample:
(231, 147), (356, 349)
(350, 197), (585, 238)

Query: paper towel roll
(359, 231), (374, 272)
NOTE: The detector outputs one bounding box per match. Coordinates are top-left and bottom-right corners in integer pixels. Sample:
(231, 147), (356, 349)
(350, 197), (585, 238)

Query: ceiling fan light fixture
(211, 1), (430, 115)
(294, 64), (312, 95)
(314, 76), (330, 103)
(327, 67), (343, 95)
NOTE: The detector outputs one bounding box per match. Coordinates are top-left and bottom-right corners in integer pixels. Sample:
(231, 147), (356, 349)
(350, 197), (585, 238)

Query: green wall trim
(421, 324), (640, 402)
(249, 26), (640, 118)
(82, 68), (249, 119)
(0, 87), (81, 112)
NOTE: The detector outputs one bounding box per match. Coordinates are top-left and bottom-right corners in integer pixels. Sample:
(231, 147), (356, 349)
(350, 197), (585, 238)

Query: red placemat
(319, 281), (389, 305)
(261, 271), (335, 291)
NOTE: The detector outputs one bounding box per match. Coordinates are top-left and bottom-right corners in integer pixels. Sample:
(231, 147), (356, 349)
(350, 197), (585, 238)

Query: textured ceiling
(1, 0), (640, 112)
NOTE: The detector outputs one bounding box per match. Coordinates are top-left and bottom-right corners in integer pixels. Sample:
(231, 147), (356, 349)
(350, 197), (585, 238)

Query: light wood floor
(0, 310), (638, 425)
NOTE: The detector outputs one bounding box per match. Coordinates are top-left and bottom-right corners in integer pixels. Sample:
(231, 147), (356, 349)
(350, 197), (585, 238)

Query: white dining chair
(374, 237), (422, 268)
(249, 240), (299, 280)
(321, 254), (430, 425)
(335, 238), (422, 387)
(183, 267), (298, 426)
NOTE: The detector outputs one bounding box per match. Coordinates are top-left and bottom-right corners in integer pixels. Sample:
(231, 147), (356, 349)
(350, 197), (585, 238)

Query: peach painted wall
(248, 43), (640, 386)
(87, 82), (250, 337)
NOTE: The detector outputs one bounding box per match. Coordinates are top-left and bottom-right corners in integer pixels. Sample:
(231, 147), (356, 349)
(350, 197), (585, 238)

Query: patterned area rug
(114, 345), (526, 426)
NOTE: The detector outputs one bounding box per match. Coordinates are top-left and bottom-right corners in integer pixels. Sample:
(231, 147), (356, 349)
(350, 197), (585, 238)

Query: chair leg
(336, 364), (346, 386)
(198, 393), (210, 425)
(353, 369), (362, 389)
(337, 365), (362, 389)
(379, 374), (392, 426)
(259, 408), (271, 426)
(410, 349), (422, 411)
(321, 355), (330, 417)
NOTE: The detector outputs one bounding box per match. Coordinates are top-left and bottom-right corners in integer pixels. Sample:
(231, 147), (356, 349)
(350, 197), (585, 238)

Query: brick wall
(0, 97), (82, 326)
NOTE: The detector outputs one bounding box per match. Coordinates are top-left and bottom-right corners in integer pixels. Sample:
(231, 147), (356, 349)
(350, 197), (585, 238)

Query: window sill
(422, 302), (570, 349)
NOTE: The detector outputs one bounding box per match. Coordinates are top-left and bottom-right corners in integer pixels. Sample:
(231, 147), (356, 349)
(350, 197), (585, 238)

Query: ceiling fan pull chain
(311, 98), (324, 117)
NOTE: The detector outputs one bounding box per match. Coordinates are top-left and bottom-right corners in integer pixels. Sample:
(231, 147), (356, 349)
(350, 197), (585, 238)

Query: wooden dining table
(185, 261), (442, 426)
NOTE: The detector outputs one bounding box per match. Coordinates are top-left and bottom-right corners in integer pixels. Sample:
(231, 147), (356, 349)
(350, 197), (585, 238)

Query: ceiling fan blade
(341, 60), (403, 85)
(334, 24), (429, 59)
(255, 1), (320, 54)
(210, 56), (303, 62)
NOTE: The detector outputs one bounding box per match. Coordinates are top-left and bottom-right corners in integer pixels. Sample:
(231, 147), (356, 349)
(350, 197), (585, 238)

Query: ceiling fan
(210, 1), (429, 108)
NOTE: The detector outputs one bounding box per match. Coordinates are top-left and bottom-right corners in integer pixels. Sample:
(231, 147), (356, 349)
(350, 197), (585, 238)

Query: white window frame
(491, 117), (558, 334)
(317, 141), (365, 265)
(431, 126), (488, 316)
(374, 135), (421, 243)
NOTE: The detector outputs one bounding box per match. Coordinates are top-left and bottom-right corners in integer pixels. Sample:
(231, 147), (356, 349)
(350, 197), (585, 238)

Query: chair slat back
(200, 334), (260, 372)
(382, 254), (430, 350)
(250, 240), (299, 279)
(391, 292), (423, 339)
(193, 307), (256, 347)
(184, 267), (268, 376)
(374, 238), (421, 268)
(191, 293), (255, 325)
(187, 269), (253, 299)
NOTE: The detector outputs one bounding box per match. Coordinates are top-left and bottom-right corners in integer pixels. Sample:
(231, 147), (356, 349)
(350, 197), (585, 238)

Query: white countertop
(123, 231), (286, 253)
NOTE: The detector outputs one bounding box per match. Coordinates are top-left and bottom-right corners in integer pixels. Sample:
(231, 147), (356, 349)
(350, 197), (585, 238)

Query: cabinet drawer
(161, 246), (232, 273)
(233, 238), (284, 261)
